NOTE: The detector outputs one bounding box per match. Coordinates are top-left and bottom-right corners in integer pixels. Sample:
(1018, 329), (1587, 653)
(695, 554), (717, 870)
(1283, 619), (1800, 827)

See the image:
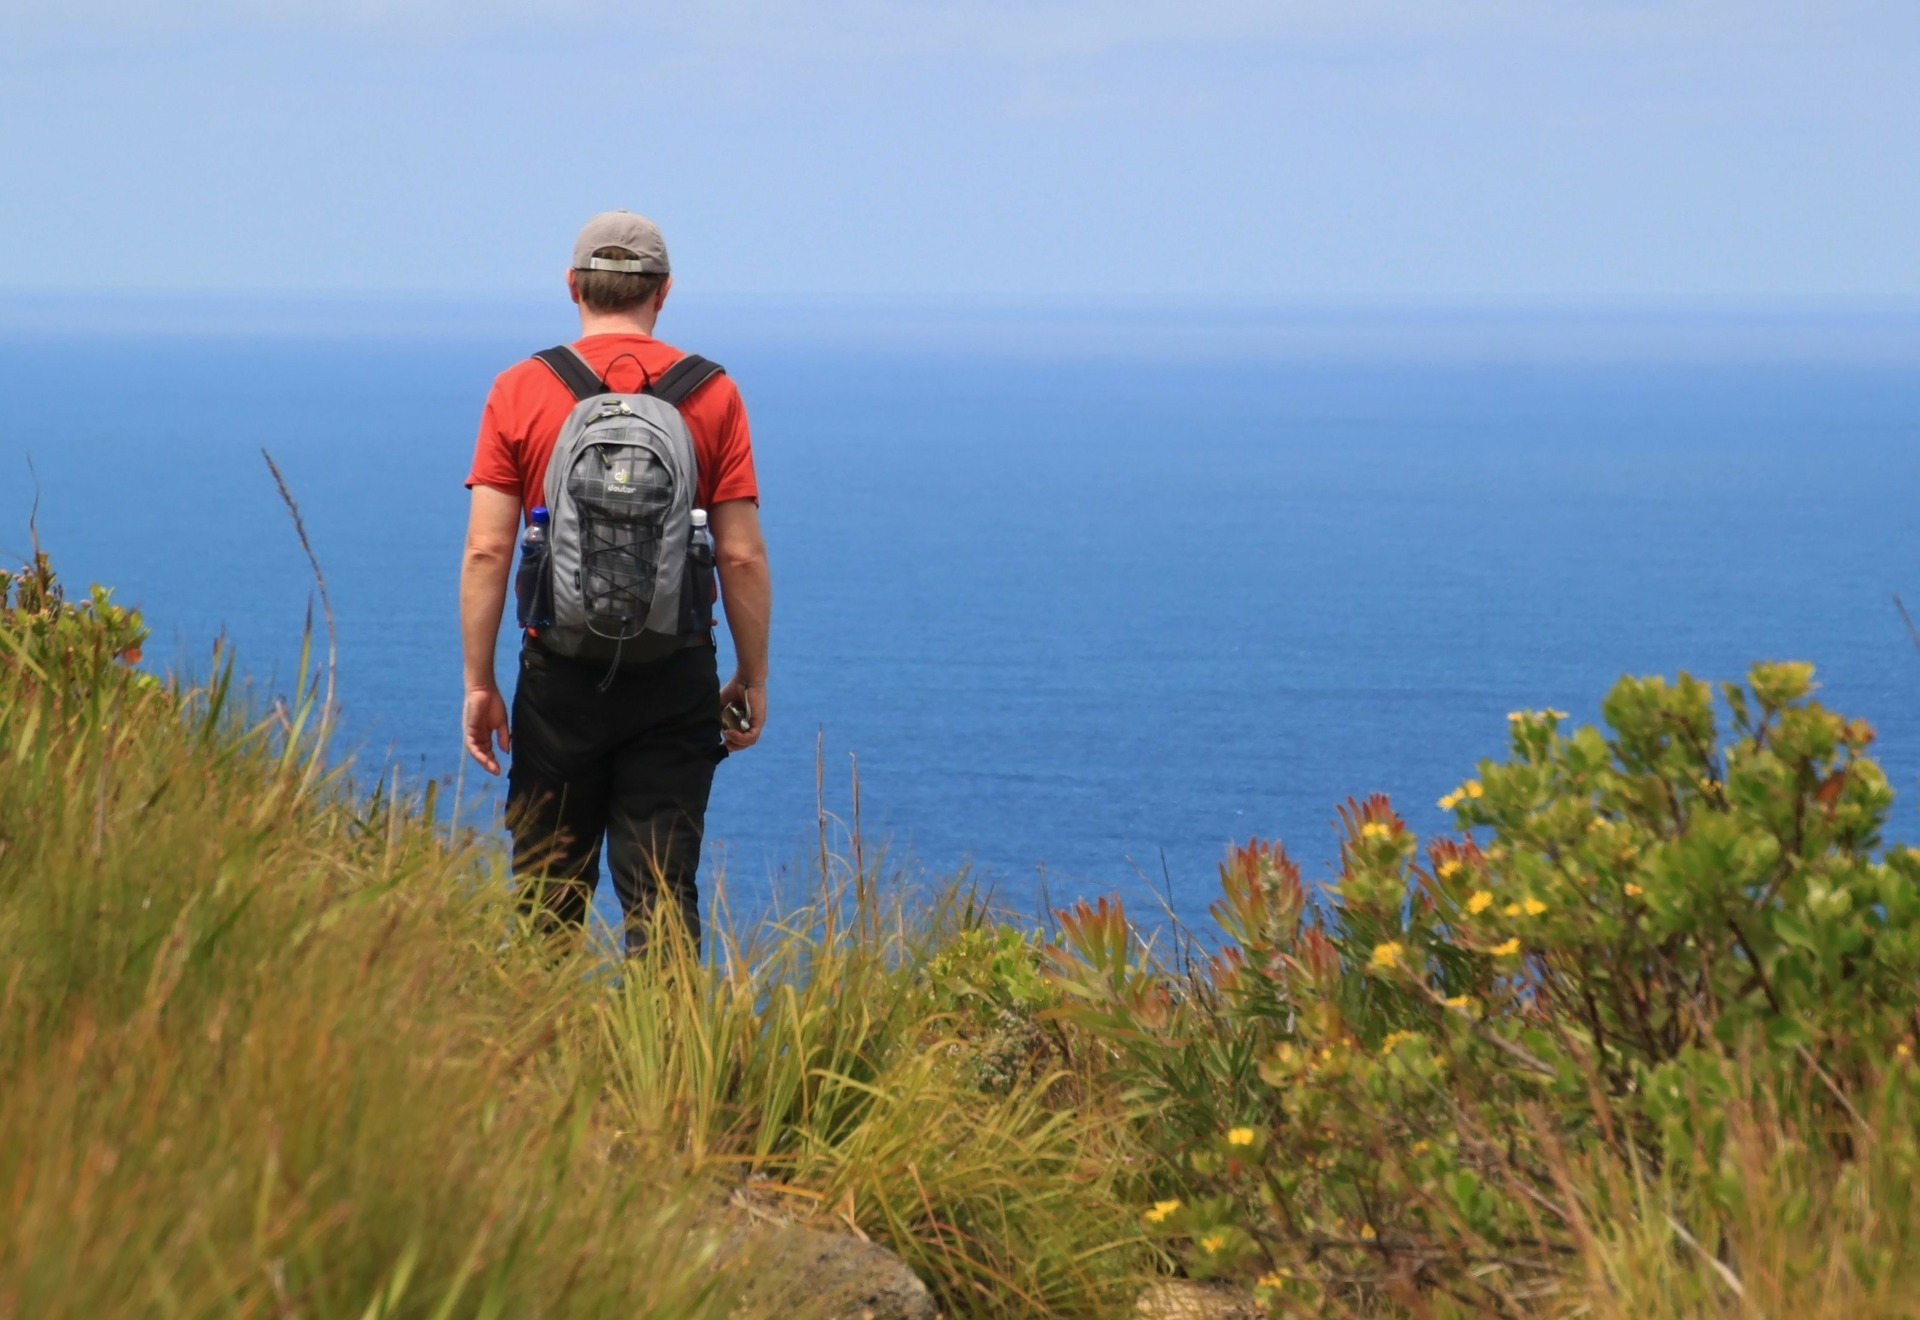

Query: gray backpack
(526, 345), (725, 667)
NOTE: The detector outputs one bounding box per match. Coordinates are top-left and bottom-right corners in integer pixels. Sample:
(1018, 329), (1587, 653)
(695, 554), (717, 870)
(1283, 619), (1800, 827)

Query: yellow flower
(1466, 890), (1494, 914)
(1443, 994), (1475, 1012)
(1898, 1043), (1912, 1058)
(1464, 780), (1485, 799)
(1199, 1231), (1229, 1254)
(1411, 1139), (1432, 1155)
(1503, 902), (1522, 917)
(1361, 821), (1392, 841)
(1624, 883), (1644, 897)
(1257, 1269), (1293, 1288)
(1437, 859), (1463, 881)
(1227, 1126), (1256, 1147)
(1491, 938), (1522, 958)
(1586, 817), (1608, 833)
(1439, 791), (1463, 810)
(1521, 897), (1547, 916)
(1382, 1030), (1419, 1052)
(1144, 1199), (1181, 1224)
(1369, 941), (1405, 971)
(1506, 710), (1526, 723)
(1359, 1223), (1376, 1240)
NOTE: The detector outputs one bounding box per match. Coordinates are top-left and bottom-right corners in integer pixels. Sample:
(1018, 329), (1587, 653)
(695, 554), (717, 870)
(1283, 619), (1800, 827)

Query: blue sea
(4, 297), (1918, 932)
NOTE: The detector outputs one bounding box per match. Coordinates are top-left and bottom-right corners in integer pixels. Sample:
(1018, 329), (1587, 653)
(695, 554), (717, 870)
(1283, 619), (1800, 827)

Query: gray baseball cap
(571, 210), (670, 275)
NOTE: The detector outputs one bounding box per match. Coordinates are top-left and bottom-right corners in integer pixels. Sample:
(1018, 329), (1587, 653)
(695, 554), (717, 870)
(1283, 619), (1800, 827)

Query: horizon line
(6, 289), (1920, 366)
(6, 287), (1920, 317)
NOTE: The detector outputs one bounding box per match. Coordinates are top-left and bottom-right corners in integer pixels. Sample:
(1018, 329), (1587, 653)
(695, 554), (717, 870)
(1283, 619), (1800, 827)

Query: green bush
(920, 922), (1061, 1093)
(1046, 664), (1920, 1314)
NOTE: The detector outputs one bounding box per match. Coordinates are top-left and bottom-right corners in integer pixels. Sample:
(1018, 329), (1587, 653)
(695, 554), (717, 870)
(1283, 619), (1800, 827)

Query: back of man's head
(571, 210), (670, 315)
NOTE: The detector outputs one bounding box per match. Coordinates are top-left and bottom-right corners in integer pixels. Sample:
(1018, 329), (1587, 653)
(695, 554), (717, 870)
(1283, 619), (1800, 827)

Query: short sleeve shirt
(466, 332), (758, 518)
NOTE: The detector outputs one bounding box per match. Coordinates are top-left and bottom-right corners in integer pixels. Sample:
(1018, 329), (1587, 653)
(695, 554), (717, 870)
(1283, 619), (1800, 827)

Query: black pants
(506, 637), (723, 954)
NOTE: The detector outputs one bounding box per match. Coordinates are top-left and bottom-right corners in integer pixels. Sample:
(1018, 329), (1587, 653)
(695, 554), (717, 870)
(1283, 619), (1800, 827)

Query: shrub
(922, 922), (1061, 1092)
(1046, 664), (1920, 1314)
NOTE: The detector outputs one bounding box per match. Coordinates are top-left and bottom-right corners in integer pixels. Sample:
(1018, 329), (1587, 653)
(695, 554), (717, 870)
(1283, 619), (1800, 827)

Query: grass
(0, 556), (744, 1319)
(600, 883), (1148, 1315)
(1543, 1091), (1920, 1318)
(6, 551), (1918, 1318)
(0, 555), (1149, 1318)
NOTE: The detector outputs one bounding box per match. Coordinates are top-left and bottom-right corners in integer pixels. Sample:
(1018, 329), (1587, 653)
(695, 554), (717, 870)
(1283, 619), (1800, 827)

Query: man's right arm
(460, 483), (522, 774)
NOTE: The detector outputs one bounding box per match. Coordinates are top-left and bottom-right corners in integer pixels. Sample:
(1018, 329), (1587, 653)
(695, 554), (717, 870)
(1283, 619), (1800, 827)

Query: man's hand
(464, 685), (512, 775)
(719, 674), (765, 752)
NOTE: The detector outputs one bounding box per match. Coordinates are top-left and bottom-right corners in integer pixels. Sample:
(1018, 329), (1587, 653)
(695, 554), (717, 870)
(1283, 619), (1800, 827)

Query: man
(459, 209), (770, 953)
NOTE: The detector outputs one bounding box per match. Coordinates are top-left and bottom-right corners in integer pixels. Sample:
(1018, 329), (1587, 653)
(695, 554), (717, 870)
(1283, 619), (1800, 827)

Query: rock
(1134, 1279), (1263, 1320)
(718, 1216), (938, 1320)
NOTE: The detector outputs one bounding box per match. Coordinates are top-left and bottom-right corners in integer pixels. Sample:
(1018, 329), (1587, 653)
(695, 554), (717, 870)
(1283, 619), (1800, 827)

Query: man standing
(459, 210), (770, 953)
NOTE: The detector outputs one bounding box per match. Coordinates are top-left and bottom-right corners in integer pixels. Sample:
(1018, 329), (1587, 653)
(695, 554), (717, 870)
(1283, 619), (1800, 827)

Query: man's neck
(576, 308), (659, 338)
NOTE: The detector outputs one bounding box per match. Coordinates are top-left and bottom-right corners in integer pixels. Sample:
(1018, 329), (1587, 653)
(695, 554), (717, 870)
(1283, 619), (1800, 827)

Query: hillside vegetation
(4, 554), (1918, 1318)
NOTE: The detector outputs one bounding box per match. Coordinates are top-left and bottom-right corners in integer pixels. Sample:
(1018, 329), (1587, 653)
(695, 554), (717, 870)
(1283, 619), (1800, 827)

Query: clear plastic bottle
(687, 508), (717, 633)
(515, 506), (553, 629)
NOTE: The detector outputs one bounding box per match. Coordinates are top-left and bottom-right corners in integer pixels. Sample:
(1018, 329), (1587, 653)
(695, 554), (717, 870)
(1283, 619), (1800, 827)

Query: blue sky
(1, 1), (1916, 303)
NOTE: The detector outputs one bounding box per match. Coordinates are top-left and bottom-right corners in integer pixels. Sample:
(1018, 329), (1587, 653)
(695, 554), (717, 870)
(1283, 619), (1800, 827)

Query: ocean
(3, 298), (1917, 932)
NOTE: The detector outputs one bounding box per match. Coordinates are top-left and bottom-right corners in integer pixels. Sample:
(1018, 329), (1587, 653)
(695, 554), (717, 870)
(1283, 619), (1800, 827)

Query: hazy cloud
(0, 0), (1913, 300)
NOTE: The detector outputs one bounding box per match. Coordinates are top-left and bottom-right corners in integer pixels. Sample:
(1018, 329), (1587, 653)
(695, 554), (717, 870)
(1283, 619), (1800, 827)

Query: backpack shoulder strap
(531, 345), (608, 402)
(648, 354), (726, 409)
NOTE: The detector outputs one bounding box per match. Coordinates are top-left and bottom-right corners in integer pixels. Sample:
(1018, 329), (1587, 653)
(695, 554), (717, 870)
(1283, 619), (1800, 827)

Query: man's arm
(710, 498), (770, 751)
(460, 484), (522, 774)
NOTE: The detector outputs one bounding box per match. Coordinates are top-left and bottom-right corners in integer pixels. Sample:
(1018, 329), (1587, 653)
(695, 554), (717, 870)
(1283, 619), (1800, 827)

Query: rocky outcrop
(1134, 1279), (1263, 1320)
(715, 1186), (938, 1320)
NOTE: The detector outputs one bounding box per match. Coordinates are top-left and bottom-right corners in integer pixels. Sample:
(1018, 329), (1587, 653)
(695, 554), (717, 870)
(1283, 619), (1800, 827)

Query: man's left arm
(711, 497), (770, 751)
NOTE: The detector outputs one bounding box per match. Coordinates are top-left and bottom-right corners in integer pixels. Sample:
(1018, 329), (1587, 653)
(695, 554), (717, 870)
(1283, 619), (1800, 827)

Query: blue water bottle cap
(530, 505), (550, 524)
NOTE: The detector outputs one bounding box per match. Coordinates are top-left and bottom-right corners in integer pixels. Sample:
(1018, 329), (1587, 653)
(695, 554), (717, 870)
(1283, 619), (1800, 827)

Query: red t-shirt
(465, 332), (758, 517)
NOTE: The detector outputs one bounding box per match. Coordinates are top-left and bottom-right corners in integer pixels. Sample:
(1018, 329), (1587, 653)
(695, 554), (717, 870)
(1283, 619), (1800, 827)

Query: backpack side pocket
(514, 530), (552, 629)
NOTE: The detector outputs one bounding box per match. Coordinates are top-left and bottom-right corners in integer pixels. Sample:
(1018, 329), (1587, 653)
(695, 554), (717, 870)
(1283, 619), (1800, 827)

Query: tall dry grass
(598, 876), (1151, 1317)
(0, 555), (1150, 1318)
(0, 555), (743, 1319)
(1558, 1070), (1920, 1319)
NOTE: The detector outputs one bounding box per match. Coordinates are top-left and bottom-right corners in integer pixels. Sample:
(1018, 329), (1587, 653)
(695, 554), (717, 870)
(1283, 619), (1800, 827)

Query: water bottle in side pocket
(515, 506), (554, 629)
(685, 507), (716, 635)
